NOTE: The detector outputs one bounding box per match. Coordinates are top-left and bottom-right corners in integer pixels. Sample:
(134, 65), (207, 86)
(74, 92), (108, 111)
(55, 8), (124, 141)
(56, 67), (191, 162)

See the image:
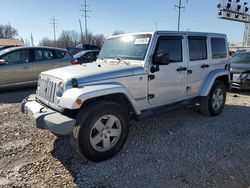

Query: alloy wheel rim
(212, 88), (224, 110)
(90, 115), (122, 152)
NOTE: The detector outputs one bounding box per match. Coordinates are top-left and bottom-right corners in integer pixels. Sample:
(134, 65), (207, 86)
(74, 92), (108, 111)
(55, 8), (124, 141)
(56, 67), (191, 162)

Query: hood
(231, 63), (250, 73)
(41, 62), (144, 84)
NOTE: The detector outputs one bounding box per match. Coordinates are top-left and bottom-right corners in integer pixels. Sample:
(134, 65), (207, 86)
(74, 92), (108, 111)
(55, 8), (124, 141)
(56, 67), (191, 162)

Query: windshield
(229, 52), (250, 64)
(98, 34), (152, 61)
(73, 51), (86, 58)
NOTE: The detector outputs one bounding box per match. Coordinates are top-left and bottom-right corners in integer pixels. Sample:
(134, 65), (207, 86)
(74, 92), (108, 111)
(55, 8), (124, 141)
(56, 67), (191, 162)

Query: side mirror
(0, 59), (6, 65)
(153, 52), (170, 65)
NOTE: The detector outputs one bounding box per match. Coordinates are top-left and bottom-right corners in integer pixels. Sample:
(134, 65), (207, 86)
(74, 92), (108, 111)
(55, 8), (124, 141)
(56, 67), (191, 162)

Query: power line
(50, 17), (58, 47)
(174, 0), (186, 31)
(80, 0), (91, 43)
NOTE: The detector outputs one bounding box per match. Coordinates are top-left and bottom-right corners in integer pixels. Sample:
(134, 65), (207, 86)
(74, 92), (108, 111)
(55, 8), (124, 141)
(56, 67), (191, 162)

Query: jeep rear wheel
(72, 101), (129, 162)
(199, 80), (226, 116)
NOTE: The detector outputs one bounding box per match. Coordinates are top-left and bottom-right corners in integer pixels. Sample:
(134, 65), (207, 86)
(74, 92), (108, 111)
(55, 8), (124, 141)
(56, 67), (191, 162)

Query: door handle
(23, 66), (31, 69)
(176, 67), (187, 72)
(201, 64), (209, 68)
(187, 70), (193, 75)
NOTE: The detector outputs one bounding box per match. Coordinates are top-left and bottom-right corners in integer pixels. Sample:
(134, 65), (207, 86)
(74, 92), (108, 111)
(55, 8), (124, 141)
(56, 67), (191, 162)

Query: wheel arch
(59, 84), (141, 118)
(200, 69), (230, 97)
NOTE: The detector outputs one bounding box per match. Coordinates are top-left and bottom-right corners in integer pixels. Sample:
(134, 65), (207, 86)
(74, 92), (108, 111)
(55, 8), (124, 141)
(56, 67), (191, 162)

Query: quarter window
(211, 38), (227, 59)
(156, 37), (183, 62)
(188, 37), (207, 61)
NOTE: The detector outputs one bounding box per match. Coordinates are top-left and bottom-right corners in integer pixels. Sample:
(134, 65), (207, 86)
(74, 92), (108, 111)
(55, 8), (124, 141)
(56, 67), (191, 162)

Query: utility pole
(50, 17), (58, 47)
(79, 19), (84, 47)
(80, 0), (91, 44)
(175, 0), (186, 31)
(30, 33), (34, 46)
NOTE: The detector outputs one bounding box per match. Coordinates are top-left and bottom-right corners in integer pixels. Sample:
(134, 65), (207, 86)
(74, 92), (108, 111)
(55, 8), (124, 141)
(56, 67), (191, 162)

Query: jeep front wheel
(199, 80), (226, 116)
(72, 101), (129, 162)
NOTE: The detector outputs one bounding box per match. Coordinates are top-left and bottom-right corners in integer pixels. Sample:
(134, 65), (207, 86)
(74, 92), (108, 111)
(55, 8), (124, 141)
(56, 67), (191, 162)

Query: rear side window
(156, 36), (183, 63)
(55, 50), (66, 59)
(34, 49), (54, 61)
(211, 38), (227, 59)
(188, 37), (207, 61)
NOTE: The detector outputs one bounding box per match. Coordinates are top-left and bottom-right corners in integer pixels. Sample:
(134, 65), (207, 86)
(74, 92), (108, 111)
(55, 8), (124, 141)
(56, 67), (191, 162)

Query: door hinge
(148, 75), (155, 81)
(148, 94), (155, 100)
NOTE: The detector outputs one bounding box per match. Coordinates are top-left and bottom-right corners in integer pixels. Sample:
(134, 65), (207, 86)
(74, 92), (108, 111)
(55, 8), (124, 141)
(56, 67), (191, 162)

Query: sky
(0, 0), (247, 45)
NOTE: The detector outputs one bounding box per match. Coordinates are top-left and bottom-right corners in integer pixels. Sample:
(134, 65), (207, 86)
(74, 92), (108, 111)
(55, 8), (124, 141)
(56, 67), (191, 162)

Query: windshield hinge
(148, 75), (155, 81)
(148, 94), (155, 100)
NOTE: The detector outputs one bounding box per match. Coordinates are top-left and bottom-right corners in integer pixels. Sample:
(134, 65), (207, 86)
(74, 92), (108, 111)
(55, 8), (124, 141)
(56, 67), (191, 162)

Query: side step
(137, 97), (200, 121)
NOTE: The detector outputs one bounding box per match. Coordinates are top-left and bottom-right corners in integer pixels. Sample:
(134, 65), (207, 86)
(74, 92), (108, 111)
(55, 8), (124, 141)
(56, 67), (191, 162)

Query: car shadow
(51, 104), (250, 187)
(0, 87), (36, 104)
(228, 88), (250, 96)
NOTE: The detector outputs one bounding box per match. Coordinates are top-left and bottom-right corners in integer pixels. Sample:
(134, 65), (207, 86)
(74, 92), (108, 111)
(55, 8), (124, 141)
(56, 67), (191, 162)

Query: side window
(43, 50), (54, 59)
(54, 50), (65, 59)
(34, 49), (54, 61)
(88, 52), (96, 58)
(211, 38), (227, 59)
(21, 50), (30, 63)
(2, 51), (22, 64)
(188, 37), (207, 61)
(156, 37), (183, 63)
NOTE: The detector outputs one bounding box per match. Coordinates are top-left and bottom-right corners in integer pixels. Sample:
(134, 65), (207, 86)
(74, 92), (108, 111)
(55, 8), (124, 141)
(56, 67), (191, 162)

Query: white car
(22, 31), (230, 162)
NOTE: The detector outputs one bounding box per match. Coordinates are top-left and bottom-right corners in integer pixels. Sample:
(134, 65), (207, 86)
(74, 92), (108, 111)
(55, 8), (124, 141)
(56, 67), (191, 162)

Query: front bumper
(21, 94), (75, 135)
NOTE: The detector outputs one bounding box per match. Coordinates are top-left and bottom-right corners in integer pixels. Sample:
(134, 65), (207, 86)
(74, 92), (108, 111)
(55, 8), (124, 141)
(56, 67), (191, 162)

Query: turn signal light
(76, 99), (83, 106)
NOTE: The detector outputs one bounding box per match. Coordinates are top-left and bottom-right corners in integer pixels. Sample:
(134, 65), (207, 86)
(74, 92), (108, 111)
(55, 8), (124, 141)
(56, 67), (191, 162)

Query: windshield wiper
(116, 57), (130, 65)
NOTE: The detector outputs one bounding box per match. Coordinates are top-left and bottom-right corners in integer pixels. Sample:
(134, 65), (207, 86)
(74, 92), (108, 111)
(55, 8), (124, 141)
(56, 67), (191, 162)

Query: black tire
(199, 80), (226, 116)
(71, 101), (129, 162)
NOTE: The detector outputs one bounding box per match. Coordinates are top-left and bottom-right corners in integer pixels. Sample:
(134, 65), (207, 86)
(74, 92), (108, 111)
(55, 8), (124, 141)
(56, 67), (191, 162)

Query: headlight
(56, 82), (64, 97)
(247, 74), (250, 80)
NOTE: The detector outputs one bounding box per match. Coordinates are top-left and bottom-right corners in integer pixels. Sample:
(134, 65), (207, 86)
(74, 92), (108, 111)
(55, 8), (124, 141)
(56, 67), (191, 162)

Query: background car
(229, 52), (250, 90)
(72, 50), (99, 64)
(67, 44), (100, 55)
(0, 46), (74, 89)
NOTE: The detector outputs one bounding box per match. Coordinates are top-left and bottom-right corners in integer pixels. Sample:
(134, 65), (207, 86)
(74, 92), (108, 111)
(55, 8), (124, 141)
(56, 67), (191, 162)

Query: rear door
(31, 48), (59, 78)
(148, 35), (188, 105)
(0, 49), (33, 85)
(186, 36), (210, 96)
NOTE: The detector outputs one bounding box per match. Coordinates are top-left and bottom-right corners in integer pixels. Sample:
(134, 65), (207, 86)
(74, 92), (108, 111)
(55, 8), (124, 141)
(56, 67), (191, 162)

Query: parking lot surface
(0, 89), (249, 188)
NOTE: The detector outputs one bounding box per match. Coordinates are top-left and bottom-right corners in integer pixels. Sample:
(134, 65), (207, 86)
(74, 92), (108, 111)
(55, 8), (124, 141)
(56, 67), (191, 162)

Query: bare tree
(112, 30), (124, 36)
(0, 24), (18, 39)
(93, 34), (105, 48)
(57, 30), (81, 48)
(39, 37), (54, 47)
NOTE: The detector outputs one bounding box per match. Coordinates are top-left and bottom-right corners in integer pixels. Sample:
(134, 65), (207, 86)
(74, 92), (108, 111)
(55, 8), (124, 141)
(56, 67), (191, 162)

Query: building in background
(0, 38), (24, 50)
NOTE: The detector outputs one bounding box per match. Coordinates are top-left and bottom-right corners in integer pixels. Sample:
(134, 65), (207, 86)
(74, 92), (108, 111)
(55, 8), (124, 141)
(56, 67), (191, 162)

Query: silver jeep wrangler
(21, 31), (230, 162)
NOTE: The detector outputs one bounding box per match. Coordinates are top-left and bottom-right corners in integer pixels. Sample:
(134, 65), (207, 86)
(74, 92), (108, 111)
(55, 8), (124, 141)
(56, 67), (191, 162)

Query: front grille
(38, 78), (57, 103)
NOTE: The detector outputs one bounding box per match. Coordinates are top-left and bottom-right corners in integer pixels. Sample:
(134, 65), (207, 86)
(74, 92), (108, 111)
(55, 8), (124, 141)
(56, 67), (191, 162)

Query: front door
(148, 35), (188, 106)
(0, 49), (33, 86)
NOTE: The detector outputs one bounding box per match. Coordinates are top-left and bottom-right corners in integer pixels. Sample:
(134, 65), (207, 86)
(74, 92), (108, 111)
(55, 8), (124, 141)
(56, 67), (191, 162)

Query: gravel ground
(0, 88), (249, 188)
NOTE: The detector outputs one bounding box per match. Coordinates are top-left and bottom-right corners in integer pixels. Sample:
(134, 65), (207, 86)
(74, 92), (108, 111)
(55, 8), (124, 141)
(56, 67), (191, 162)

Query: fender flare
(200, 69), (230, 97)
(59, 84), (141, 115)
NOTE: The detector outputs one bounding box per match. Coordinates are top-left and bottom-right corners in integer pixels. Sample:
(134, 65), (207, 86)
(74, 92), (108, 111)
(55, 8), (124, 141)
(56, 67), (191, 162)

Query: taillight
(71, 59), (79, 65)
